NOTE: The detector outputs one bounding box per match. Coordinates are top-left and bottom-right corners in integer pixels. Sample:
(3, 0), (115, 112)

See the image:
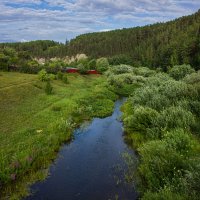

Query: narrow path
(0, 80), (37, 90)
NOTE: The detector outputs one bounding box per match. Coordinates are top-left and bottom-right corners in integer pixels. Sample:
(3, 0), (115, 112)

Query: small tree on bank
(96, 57), (109, 73)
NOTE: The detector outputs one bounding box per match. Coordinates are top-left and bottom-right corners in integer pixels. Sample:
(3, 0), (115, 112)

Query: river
(25, 99), (138, 200)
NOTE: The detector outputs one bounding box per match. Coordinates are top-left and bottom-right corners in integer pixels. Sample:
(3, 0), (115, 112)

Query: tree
(77, 63), (88, 74)
(96, 57), (109, 73)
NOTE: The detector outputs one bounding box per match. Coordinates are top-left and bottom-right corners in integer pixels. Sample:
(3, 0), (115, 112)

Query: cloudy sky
(0, 0), (199, 43)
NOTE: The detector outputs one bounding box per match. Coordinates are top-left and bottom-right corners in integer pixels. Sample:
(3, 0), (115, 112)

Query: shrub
(0, 53), (9, 71)
(133, 67), (156, 77)
(138, 129), (198, 197)
(57, 71), (64, 80)
(108, 54), (134, 66)
(142, 188), (186, 200)
(96, 57), (109, 73)
(183, 71), (200, 85)
(132, 79), (197, 111)
(38, 69), (49, 82)
(164, 129), (195, 155)
(87, 59), (96, 69)
(146, 73), (172, 86)
(77, 63), (88, 74)
(108, 74), (145, 88)
(48, 74), (56, 80)
(123, 106), (159, 138)
(156, 106), (195, 131)
(110, 64), (134, 74)
(62, 74), (68, 84)
(168, 64), (195, 80)
(45, 81), (53, 95)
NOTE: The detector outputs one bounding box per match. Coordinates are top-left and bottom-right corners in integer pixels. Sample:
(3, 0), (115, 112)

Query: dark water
(25, 99), (138, 200)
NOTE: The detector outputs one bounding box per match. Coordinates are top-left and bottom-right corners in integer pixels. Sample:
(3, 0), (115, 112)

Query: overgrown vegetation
(121, 65), (200, 200)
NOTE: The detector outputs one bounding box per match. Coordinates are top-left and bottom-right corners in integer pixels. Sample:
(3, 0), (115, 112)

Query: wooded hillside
(0, 10), (200, 70)
(68, 10), (200, 70)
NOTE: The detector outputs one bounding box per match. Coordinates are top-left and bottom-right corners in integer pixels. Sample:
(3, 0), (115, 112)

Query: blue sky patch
(0, 0), (199, 43)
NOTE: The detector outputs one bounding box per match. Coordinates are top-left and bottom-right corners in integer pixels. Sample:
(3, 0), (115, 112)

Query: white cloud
(0, 0), (199, 42)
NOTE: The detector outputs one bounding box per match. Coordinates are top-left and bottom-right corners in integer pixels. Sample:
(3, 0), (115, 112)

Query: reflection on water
(25, 99), (138, 200)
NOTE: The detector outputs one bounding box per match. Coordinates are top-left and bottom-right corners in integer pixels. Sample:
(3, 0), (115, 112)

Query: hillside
(0, 10), (200, 71)
(68, 10), (200, 70)
(0, 40), (66, 58)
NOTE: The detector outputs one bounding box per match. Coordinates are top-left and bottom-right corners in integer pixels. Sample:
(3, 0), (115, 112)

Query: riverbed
(25, 99), (137, 200)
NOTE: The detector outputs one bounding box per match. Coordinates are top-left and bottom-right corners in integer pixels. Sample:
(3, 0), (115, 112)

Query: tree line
(67, 10), (200, 70)
(0, 10), (200, 71)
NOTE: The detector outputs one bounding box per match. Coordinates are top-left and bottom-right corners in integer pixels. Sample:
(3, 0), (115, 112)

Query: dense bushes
(138, 129), (199, 199)
(168, 64), (195, 80)
(106, 65), (147, 96)
(77, 63), (88, 74)
(38, 69), (49, 81)
(131, 79), (197, 111)
(96, 57), (109, 73)
(121, 65), (200, 199)
(109, 64), (134, 74)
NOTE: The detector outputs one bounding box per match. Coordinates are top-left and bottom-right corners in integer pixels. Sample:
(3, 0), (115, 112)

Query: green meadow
(0, 72), (117, 199)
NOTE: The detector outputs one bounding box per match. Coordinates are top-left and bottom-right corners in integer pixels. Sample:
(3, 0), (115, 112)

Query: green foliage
(87, 59), (96, 69)
(77, 63), (88, 74)
(123, 106), (159, 137)
(109, 64), (134, 74)
(183, 70), (200, 85)
(62, 74), (68, 84)
(168, 64), (195, 80)
(106, 65), (147, 96)
(57, 71), (64, 80)
(96, 57), (109, 73)
(0, 53), (9, 71)
(156, 106), (195, 132)
(132, 79), (197, 111)
(138, 129), (199, 198)
(67, 10), (200, 70)
(0, 73), (117, 199)
(45, 81), (53, 95)
(133, 67), (156, 77)
(108, 54), (134, 66)
(120, 66), (200, 200)
(48, 74), (56, 80)
(38, 69), (49, 82)
(142, 188), (186, 200)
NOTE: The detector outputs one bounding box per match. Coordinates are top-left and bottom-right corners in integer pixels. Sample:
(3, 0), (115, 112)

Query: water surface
(25, 99), (137, 200)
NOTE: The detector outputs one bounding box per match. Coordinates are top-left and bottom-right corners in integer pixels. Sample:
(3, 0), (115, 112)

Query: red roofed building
(87, 70), (99, 74)
(66, 68), (79, 73)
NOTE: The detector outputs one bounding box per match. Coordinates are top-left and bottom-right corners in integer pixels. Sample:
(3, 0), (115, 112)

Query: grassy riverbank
(0, 72), (117, 199)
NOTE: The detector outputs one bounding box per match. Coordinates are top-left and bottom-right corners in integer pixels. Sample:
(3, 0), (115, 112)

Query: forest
(0, 10), (200, 71)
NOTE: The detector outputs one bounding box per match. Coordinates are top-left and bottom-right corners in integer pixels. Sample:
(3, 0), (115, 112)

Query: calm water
(25, 99), (138, 200)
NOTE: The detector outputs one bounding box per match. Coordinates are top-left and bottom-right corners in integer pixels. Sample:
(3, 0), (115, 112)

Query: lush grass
(0, 72), (117, 199)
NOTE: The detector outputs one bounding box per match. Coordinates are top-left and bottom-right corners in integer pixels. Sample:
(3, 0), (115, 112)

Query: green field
(0, 72), (116, 199)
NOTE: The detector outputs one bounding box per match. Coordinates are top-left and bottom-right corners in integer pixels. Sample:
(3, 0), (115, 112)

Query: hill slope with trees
(0, 10), (200, 71)
(68, 10), (200, 70)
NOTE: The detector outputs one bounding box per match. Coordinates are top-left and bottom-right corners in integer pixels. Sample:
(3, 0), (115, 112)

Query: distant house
(67, 68), (79, 73)
(62, 68), (100, 75)
(63, 67), (79, 73)
(87, 70), (99, 74)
